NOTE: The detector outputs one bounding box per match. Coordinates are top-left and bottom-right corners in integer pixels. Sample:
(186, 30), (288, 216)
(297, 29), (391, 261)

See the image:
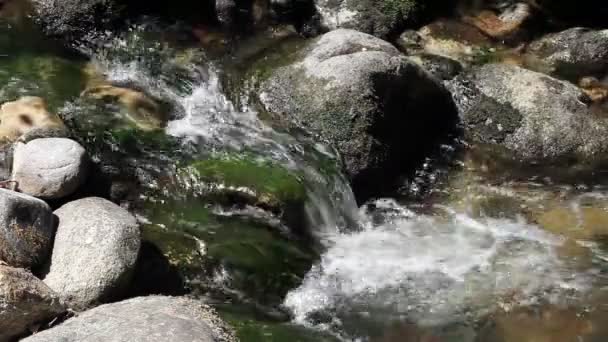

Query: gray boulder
(260, 29), (457, 200)
(448, 63), (608, 165)
(12, 138), (89, 199)
(527, 28), (608, 80)
(0, 189), (55, 268)
(22, 296), (236, 342)
(0, 265), (65, 341)
(315, 0), (420, 38)
(43, 197), (140, 310)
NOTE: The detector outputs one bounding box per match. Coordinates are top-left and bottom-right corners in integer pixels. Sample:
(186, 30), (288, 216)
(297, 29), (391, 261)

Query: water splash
(285, 199), (591, 332)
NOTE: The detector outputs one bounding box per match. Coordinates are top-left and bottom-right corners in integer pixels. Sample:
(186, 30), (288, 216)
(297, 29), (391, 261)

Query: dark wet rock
(527, 27), (608, 80)
(43, 197), (140, 310)
(260, 29), (457, 200)
(536, 0), (608, 28)
(408, 53), (463, 81)
(30, 0), (124, 40)
(0, 265), (66, 341)
(0, 189), (55, 268)
(216, 0), (238, 27)
(413, 19), (493, 64)
(22, 296), (236, 342)
(12, 138), (89, 199)
(448, 63), (608, 166)
(314, 0), (421, 38)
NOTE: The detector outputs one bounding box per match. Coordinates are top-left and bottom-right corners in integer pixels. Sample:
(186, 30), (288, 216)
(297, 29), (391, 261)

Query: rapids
(3, 11), (608, 342)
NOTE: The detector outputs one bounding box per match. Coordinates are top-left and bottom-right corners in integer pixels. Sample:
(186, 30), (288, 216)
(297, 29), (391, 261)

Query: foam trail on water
(285, 199), (589, 330)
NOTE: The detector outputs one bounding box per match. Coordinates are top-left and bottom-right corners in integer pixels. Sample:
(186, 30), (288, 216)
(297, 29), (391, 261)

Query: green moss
(220, 309), (340, 342)
(143, 198), (318, 305)
(141, 224), (206, 273)
(470, 47), (501, 66)
(380, 0), (417, 24)
(0, 54), (86, 111)
(186, 155), (307, 209)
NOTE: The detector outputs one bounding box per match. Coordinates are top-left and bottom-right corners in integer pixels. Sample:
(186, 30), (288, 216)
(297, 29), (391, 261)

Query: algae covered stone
(180, 155), (307, 227)
(143, 199), (318, 306)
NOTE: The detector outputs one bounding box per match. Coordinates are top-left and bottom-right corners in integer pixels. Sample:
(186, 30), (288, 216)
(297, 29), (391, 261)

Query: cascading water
(57, 22), (608, 342)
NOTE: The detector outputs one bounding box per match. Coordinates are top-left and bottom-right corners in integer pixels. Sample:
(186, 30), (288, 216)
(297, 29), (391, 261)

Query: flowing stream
(4, 9), (608, 342)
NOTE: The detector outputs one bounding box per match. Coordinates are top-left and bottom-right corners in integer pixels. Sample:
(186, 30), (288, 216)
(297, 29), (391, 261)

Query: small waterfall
(78, 24), (359, 236)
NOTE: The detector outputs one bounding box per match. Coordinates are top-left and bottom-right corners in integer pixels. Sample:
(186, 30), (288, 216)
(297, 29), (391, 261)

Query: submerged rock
(22, 296), (236, 342)
(448, 63), (608, 167)
(81, 84), (168, 131)
(43, 197), (140, 310)
(143, 199), (318, 307)
(412, 20), (493, 64)
(527, 27), (608, 80)
(0, 189), (55, 268)
(0, 96), (67, 144)
(12, 138), (89, 199)
(0, 265), (65, 341)
(180, 155), (308, 231)
(260, 29), (457, 200)
(407, 53), (463, 81)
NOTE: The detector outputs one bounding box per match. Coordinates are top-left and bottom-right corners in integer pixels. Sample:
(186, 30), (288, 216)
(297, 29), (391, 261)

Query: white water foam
(285, 199), (589, 329)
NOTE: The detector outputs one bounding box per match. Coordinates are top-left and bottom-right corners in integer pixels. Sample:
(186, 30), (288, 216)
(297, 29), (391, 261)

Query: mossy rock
(143, 198), (318, 307)
(141, 224), (207, 275)
(0, 54), (86, 111)
(180, 155), (308, 232)
(220, 308), (340, 342)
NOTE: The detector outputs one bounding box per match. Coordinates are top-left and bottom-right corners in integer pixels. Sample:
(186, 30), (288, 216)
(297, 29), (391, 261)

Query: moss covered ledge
(179, 154), (309, 232)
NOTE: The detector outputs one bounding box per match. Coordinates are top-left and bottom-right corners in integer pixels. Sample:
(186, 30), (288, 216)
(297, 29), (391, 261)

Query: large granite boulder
(260, 29), (457, 200)
(528, 27), (608, 80)
(448, 63), (608, 166)
(43, 197), (140, 310)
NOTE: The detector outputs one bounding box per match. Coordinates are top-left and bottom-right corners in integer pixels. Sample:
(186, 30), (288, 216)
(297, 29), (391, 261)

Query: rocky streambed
(0, 0), (608, 341)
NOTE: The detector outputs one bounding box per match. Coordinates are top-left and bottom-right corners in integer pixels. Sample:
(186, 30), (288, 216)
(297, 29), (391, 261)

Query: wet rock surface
(43, 197), (140, 310)
(0, 188), (55, 268)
